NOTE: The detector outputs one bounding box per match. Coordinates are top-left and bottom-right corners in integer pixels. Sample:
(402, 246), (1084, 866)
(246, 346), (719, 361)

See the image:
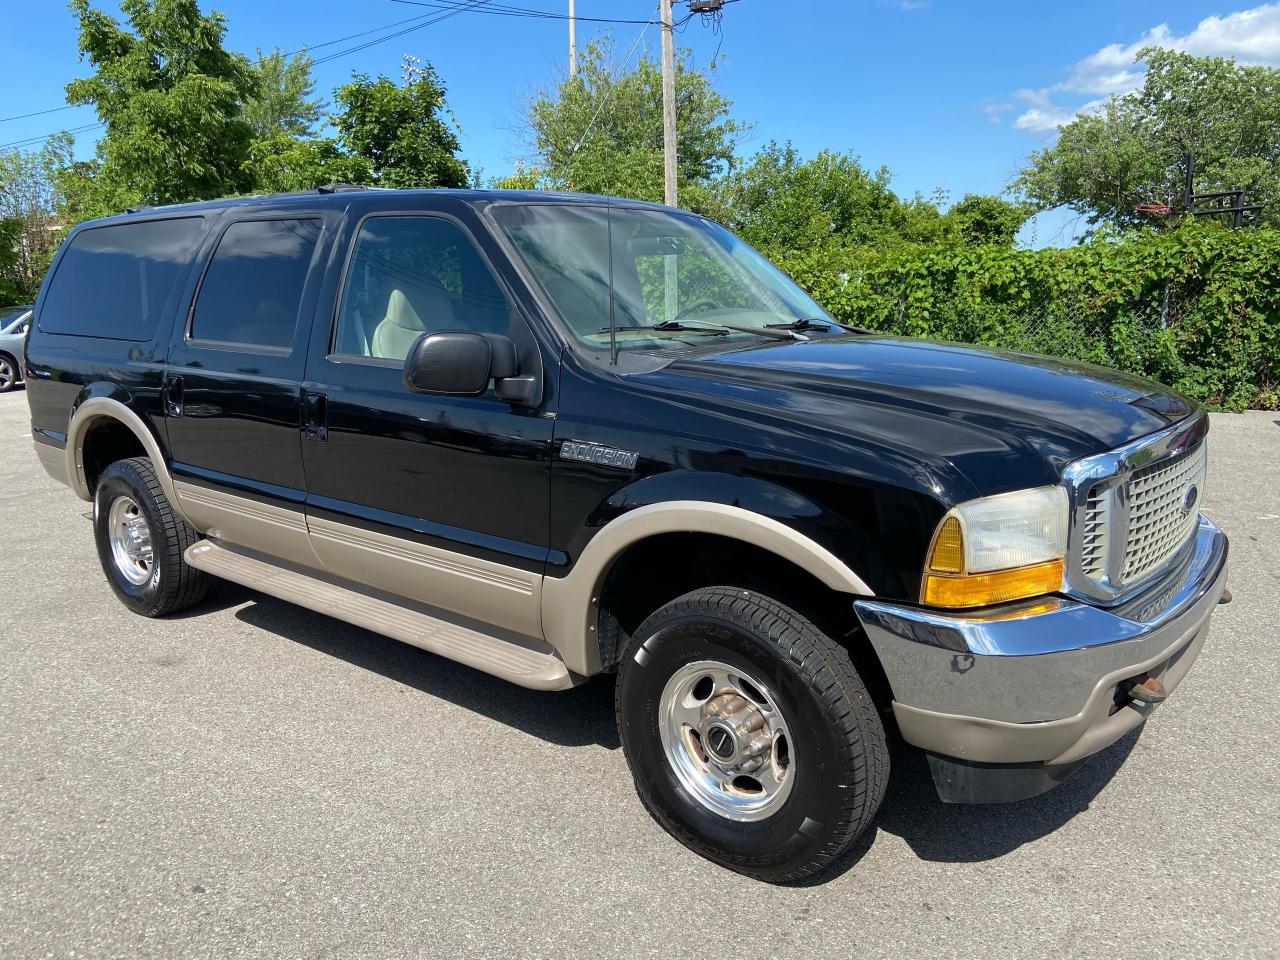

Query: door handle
(164, 375), (183, 417)
(303, 391), (327, 442)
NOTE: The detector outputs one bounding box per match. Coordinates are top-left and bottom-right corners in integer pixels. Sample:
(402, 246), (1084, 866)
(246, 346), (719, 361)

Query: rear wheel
(93, 457), (208, 617)
(0, 354), (17, 392)
(616, 586), (889, 883)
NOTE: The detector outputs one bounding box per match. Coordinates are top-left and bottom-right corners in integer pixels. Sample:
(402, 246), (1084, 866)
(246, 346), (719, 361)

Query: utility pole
(660, 0), (677, 208)
(568, 0), (577, 78)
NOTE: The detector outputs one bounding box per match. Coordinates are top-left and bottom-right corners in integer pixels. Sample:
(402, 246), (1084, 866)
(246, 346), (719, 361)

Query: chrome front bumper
(854, 516), (1228, 790)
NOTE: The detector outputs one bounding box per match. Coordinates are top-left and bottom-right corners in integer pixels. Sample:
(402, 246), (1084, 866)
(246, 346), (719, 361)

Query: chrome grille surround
(1060, 413), (1209, 605)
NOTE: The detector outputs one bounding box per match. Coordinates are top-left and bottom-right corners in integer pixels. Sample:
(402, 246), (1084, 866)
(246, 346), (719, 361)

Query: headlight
(922, 485), (1068, 608)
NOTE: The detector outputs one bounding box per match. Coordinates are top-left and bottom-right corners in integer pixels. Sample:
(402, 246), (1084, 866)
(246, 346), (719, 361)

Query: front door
(300, 205), (557, 638)
(165, 213), (330, 566)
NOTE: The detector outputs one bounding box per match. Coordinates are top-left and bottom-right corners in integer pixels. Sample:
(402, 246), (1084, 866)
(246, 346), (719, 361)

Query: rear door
(298, 198), (558, 638)
(165, 209), (335, 566)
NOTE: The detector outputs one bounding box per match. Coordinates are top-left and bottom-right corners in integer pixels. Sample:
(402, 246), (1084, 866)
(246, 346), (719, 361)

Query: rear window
(190, 218), (322, 350)
(40, 218), (204, 342)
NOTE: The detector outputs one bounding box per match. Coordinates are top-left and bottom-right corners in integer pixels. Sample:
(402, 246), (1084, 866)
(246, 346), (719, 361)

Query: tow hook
(1126, 676), (1169, 705)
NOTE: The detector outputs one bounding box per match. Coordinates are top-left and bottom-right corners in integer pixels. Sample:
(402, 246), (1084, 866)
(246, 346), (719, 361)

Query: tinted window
(334, 216), (511, 361)
(191, 218), (322, 349)
(40, 219), (203, 341)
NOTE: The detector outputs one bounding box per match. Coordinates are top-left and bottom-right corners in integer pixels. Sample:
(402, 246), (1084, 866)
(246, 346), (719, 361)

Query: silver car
(0, 304), (32, 392)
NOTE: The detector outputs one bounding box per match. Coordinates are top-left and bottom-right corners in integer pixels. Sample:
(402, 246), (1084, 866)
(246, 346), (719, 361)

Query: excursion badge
(559, 441), (640, 471)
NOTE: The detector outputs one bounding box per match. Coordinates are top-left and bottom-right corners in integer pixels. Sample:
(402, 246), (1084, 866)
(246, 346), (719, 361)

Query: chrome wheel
(658, 659), (795, 821)
(107, 496), (154, 586)
(0, 357), (14, 391)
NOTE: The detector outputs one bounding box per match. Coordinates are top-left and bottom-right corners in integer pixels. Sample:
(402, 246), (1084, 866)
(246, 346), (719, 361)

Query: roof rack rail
(316, 183), (368, 194)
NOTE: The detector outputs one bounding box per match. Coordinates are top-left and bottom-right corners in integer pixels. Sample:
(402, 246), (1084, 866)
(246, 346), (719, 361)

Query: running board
(185, 539), (578, 691)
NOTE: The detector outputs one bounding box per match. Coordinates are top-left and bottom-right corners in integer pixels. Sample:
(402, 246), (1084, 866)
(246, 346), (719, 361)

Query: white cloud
(1011, 3), (1280, 133)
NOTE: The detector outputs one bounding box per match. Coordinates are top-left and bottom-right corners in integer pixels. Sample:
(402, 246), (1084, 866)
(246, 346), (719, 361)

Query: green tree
(942, 193), (1029, 246)
(0, 134), (73, 302)
(332, 67), (468, 189)
(0, 219), (23, 306)
(243, 134), (370, 193)
(63, 0), (257, 216)
(507, 39), (745, 208)
(243, 48), (324, 140)
(713, 142), (975, 253)
(1015, 49), (1280, 230)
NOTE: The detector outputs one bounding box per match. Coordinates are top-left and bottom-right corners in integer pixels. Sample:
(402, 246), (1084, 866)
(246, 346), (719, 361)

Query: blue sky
(3, 0), (1279, 246)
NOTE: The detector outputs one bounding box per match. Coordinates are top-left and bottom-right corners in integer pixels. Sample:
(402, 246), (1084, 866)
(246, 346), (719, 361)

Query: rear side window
(40, 218), (204, 341)
(191, 218), (322, 349)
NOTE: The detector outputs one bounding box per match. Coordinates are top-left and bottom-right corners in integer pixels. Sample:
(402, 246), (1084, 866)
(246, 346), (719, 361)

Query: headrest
(385, 289), (426, 331)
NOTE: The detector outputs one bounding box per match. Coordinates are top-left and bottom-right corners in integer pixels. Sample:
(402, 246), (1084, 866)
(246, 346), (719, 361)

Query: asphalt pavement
(1, 385), (1277, 959)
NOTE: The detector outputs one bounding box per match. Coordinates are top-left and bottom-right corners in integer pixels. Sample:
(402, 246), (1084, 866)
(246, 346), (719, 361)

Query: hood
(665, 335), (1194, 491)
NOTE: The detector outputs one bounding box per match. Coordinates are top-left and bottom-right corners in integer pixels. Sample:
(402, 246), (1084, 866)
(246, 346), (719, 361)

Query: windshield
(489, 204), (833, 352)
(0, 306), (31, 332)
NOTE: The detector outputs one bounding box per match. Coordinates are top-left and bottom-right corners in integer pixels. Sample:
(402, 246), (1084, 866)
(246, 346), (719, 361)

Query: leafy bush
(771, 222), (1280, 410)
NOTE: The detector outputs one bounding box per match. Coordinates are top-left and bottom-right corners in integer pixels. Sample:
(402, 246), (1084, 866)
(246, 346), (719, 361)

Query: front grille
(1120, 443), (1207, 584)
(1080, 487), (1110, 580)
(1070, 432), (1208, 599)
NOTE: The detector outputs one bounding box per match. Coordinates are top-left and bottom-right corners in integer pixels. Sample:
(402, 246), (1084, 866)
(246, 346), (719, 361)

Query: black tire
(0, 353), (17, 393)
(616, 586), (889, 883)
(93, 457), (209, 617)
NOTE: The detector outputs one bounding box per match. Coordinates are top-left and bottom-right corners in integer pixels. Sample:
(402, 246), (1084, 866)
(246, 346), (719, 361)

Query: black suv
(25, 188), (1229, 882)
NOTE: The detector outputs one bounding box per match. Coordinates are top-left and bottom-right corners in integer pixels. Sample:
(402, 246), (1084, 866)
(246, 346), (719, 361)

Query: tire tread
(96, 457), (208, 617)
(616, 586), (889, 883)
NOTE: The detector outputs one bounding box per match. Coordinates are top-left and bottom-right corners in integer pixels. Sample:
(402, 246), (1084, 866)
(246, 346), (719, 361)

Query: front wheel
(0, 354), (17, 393)
(615, 587), (889, 883)
(93, 457), (209, 617)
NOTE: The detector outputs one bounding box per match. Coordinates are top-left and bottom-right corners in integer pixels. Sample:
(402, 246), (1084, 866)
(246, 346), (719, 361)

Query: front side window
(41, 218), (203, 342)
(490, 204), (832, 353)
(333, 216), (512, 361)
(191, 218), (322, 349)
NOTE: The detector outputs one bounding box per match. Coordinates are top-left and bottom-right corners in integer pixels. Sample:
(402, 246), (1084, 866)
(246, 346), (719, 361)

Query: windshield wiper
(651, 319), (804, 341)
(597, 323), (730, 337)
(768, 317), (874, 335)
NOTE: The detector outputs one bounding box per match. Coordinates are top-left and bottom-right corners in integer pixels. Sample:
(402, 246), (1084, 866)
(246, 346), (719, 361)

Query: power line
(311, 0), (496, 66)
(283, 11), (449, 57)
(0, 2), (495, 148)
(0, 104), (81, 124)
(0, 11), (449, 127)
(1, 0), (734, 149)
(388, 0), (658, 25)
(0, 122), (103, 152)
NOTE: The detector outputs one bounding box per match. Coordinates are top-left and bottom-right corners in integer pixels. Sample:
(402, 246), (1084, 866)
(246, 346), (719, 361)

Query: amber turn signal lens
(928, 516), (964, 574)
(922, 559), (1065, 609)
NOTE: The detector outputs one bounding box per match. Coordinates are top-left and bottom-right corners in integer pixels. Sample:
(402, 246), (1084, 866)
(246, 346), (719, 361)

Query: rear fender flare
(65, 395), (180, 509)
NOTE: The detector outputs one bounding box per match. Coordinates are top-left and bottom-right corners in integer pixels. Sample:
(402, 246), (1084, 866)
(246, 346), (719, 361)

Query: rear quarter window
(39, 217), (204, 342)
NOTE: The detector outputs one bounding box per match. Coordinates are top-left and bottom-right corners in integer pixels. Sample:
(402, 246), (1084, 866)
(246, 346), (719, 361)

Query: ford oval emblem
(1182, 483), (1199, 514)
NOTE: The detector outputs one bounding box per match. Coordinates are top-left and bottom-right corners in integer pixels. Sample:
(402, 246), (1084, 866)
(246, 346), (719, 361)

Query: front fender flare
(541, 500), (875, 676)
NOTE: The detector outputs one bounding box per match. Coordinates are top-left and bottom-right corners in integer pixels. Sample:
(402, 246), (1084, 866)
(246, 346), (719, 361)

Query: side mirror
(403, 331), (497, 396)
(402, 331), (539, 404)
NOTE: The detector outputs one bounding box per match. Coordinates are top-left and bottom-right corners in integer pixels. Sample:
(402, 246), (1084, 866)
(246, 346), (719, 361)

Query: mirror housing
(402, 331), (538, 404)
(403, 332), (494, 396)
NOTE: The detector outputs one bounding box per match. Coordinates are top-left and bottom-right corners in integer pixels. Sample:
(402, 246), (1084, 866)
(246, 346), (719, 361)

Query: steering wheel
(673, 299), (721, 322)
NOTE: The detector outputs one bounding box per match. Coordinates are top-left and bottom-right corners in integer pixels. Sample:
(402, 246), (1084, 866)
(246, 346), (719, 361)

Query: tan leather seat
(370, 288), (455, 359)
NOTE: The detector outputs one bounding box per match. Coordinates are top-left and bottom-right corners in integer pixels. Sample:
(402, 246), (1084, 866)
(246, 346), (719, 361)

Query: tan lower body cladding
(173, 481), (544, 642)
